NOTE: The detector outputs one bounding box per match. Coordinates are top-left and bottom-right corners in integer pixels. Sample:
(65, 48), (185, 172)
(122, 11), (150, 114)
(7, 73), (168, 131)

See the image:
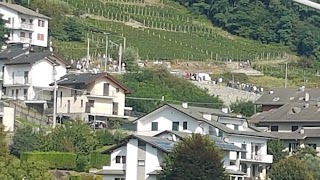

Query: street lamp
(53, 77), (68, 128)
(104, 32), (110, 72)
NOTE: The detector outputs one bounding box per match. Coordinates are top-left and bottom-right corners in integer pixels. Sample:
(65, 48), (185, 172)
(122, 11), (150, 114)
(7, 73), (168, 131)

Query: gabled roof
(4, 51), (67, 66)
(255, 88), (320, 105)
(135, 104), (274, 138)
(250, 101), (320, 123)
(53, 72), (131, 94)
(0, 2), (50, 19)
(0, 47), (30, 60)
(102, 134), (174, 154)
(154, 130), (246, 152)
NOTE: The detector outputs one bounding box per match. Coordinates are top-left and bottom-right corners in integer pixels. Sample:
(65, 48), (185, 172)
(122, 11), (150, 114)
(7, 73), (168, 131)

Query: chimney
(305, 103), (309, 108)
(269, 91), (274, 94)
(36, 8), (39, 13)
(305, 93), (310, 102)
(182, 102), (188, 109)
(172, 134), (177, 142)
(300, 128), (304, 134)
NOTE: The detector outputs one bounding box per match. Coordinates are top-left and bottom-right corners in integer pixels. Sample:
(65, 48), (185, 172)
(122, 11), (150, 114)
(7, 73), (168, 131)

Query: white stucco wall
(0, 5), (49, 47)
(145, 144), (163, 179)
(110, 146), (127, 169)
(125, 139), (138, 180)
(136, 106), (209, 134)
(2, 107), (14, 132)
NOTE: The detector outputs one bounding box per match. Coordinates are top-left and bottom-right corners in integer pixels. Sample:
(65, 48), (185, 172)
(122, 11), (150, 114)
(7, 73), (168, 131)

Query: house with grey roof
(251, 89), (320, 154)
(2, 49), (67, 110)
(133, 103), (274, 179)
(97, 132), (247, 180)
(51, 72), (132, 123)
(0, 2), (50, 47)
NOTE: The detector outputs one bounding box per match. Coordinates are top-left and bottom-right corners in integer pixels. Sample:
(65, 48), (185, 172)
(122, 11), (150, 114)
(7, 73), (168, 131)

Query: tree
(294, 146), (317, 159)
(230, 100), (256, 117)
(267, 139), (288, 163)
(159, 134), (228, 180)
(10, 125), (41, 157)
(122, 47), (140, 72)
(63, 18), (84, 42)
(0, 125), (52, 179)
(302, 154), (320, 180)
(269, 157), (314, 180)
(0, 15), (8, 46)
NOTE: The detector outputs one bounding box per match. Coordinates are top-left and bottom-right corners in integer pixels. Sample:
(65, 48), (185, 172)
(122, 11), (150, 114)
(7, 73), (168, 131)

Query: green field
(53, 0), (290, 61)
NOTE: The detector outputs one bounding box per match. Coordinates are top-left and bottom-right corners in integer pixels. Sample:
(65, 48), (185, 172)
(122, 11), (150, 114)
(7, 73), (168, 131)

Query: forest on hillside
(174, 0), (320, 61)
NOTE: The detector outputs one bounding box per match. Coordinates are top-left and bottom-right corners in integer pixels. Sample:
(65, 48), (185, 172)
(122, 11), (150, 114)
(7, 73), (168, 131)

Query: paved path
(191, 81), (261, 106)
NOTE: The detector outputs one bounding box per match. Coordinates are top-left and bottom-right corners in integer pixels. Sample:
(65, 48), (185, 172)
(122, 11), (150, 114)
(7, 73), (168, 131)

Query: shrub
(90, 151), (111, 168)
(20, 152), (77, 170)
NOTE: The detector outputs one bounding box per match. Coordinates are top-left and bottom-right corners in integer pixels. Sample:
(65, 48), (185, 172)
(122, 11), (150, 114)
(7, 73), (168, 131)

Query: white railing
(240, 153), (273, 163)
(20, 37), (33, 44)
(102, 164), (126, 170)
(9, 77), (30, 85)
(20, 23), (34, 30)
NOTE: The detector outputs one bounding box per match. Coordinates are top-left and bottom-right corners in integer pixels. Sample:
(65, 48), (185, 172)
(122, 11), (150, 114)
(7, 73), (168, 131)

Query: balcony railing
(240, 153), (273, 163)
(6, 22), (34, 31)
(11, 77), (30, 85)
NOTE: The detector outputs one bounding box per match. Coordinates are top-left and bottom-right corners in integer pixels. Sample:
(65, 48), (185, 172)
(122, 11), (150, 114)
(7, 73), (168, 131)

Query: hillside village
(0, 0), (319, 180)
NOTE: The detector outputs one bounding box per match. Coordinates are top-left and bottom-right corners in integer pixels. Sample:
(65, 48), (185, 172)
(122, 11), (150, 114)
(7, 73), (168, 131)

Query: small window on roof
(273, 97), (280, 102)
(290, 97), (295, 100)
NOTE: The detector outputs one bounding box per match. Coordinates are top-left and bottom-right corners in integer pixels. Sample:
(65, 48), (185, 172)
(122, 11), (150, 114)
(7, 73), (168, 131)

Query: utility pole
(104, 33), (109, 72)
(118, 43), (123, 73)
(86, 38), (90, 69)
(285, 62), (288, 88)
(123, 37), (126, 52)
(53, 79), (57, 129)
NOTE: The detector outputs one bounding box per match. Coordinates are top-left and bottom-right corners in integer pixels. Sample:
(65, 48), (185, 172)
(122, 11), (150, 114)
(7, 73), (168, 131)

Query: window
(37, 33), (44, 41)
(60, 91), (63, 107)
(183, 121), (188, 130)
(172, 122), (179, 131)
(29, 19), (33, 24)
(81, 100), (83, 107)
(289, 143), (300, 152)
(234, 125), (239, 130)
(270, 126), (278, 132)
(292, 126), (298, 132)
(115, 178), (125, 180)
(23, 89), (27, 99)
(7, 18), (11, 24)
(24, 71), (29, 84)
(38, 20), (45, 27)
(241, 144), (247, 159)
(21, 18), (26, 23)
(88, 100), (94, 107)
(116, 88), (119, 93)
(11, 89), (14, 96)
(151, 122), (158, 131)
(20, 32), (25, 38)
(138, 160), (145, 166)
(218, 130), (223, 137)
(29, 33), (32, 38)
(115, 156), (126, 164)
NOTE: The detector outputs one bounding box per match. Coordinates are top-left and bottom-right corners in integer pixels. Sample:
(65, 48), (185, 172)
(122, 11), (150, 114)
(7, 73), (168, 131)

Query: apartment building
(0, 2), (50, 47)
(98, 132), (246, 180)
(3, 50), (67, 109)
(133, 103), (274, 179)
(251, 87), (320, 154)
(53, 72), (132, 122)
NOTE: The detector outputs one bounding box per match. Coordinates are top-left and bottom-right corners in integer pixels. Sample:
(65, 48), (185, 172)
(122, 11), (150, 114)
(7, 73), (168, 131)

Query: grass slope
(54, 0), (290, 61)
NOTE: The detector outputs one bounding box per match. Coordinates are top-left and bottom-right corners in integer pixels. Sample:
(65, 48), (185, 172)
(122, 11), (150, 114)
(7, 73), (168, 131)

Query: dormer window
(273, 97), (280, 102)
(234, 125), (239, 130)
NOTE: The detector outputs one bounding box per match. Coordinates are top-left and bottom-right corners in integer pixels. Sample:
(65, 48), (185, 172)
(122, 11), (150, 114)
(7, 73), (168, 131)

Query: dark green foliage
(64, 18), (84, 42)
(95, 130), (116, 148)
(267, 139), (288, 164)
(10, 125), (41, 157)
(230, 101), (257, 117)
(174, 0), (320, 60)
(294, 146), (317, 159)
(20, 152), (77, 170)
(159, 134), (228, 180)
(0, 14), (9, 46)
(302, 154), (320, 180)
(121, 68), (223, 113)
(269, 157), (314, 180)
(89, 151), (111, 168)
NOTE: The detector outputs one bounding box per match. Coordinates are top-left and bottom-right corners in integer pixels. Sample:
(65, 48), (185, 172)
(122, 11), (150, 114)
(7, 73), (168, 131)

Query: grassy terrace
(54, 0), (290, 61)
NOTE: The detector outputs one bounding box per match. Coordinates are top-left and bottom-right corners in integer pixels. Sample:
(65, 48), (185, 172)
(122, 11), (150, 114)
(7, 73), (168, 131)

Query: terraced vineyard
(54, 0), (290, 61)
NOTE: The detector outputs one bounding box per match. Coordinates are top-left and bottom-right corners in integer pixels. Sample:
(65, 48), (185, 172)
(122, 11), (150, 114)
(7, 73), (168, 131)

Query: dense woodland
(174, 0), (320, 60)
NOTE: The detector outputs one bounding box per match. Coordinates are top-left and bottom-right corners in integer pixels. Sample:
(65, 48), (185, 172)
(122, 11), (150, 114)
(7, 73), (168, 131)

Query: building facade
(134, 103), (274, 179)
(53, 72), (131, 122)
(0, 2), (50, 47)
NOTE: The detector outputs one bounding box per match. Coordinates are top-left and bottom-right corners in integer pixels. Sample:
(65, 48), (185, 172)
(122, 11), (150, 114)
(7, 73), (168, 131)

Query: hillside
(22, 0), (290, 62)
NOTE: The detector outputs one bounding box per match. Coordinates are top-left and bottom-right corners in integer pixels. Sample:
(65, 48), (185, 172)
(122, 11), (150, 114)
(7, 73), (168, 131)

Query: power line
(58, 85), (224, 105)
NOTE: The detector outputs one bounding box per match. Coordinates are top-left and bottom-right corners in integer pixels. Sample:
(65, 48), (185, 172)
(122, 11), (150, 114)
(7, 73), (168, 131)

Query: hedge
(20, 151), (110, 170)
(90, 151), (110, 168)
(20, 151), (77, 170)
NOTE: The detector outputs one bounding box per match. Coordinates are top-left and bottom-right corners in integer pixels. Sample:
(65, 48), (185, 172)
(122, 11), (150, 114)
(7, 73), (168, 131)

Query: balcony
(6, 22), (34, 31)
(87, 90), (116, 99)
(5, 77), (31, 86)
(20, 37), (33, 44)
(240, 153), (273, 163)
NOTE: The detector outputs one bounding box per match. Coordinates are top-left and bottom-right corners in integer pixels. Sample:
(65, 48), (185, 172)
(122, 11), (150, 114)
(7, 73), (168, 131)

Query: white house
(0, 2), (50, 47)
(0, 103), (14, 131)
(0, 45), (30, 90)
(3, 49), (67, 109)
(97, 132), (246, 180)
(52, 72), (132, 122)
(134, 103), (274, 179)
